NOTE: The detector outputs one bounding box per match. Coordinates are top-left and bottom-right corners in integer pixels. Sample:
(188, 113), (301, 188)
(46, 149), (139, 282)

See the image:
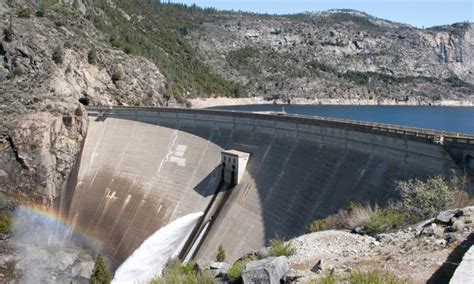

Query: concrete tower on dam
(64, 106), (474, 270)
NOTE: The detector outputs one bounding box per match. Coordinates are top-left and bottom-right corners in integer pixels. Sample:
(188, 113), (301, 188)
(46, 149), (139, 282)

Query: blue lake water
(210, 105), (474, 135)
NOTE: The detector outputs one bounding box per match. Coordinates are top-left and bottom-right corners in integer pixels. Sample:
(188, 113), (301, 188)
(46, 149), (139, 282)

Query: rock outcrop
(0, 1), (167, 203)
(242, 256), (290, 284)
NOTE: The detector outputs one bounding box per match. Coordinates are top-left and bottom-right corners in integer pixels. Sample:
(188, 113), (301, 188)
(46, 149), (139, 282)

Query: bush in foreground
(90, 254), (110, 284)
(306, 175), (472, 236)
(361, 209), (405, 236)
(151, 259), (213, 284)
(396, 175), (454, 222)
(228, 256), (259, 282)
(312, 269), (410, 284)
(268, 238), (295, 257)
(0, 214), (12, 235)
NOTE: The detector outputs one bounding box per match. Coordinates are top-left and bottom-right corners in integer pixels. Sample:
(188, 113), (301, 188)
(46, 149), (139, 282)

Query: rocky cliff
(189, 10), (473, 104)
(0, 1), (167, 203)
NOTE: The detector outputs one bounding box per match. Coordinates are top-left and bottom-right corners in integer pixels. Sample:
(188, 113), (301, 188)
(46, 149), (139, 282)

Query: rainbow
(14, 203), (104, 250)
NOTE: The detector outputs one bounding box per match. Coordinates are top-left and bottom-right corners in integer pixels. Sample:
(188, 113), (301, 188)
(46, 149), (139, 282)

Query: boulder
(436, 211), (455, 223)
(420, 223), (444, 238)
(311, 259), (323, 274)
(242, 256), (290, 284)
(209, 261), (231, 277)
(435, 209), (463, 224)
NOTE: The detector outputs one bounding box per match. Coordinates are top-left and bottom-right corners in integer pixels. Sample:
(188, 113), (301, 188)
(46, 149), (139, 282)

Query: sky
(168, 0), (473, 28)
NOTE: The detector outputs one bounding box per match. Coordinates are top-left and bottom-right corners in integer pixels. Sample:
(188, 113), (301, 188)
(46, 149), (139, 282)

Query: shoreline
(189, 97), (474, 108)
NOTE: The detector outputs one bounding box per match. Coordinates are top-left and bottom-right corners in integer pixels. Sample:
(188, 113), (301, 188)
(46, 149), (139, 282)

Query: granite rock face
(191, 11), (473, 104)
(0, 1), (168, 203)
(242, 256), (290, 284)
(0, 108), (87, 204)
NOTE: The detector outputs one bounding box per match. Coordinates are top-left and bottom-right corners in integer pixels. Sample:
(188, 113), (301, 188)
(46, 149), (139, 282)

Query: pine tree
(90, 254), (110, 284)
(216, 245), (226, 262)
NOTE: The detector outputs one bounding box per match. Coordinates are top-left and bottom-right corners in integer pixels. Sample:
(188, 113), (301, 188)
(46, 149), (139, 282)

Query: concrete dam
(64, 106), (474, 270)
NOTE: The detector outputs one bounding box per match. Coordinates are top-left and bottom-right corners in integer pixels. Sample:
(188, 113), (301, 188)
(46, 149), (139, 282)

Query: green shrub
(346, 201), (363, 214)
(228, 259), (248, 282)
(90, 254), (110, 284)
(268, 239), (295, 257)
(396, 176), (453, 222)
(75, 105), (83, 116)
(16, 6), (31, 18)
(306, 219), (329, 233)
(88, 48), (97, 64)
(361, 210), (405, 236)
(111, 67), (123, 83)
(6, 67), (24, 80)
(0, 193), (7, 210)
(349, 270), (409, 284)
(311, 270), (409, 284)
(0, 214), (12, 235)
(216, 245), (226, 262)
(151, 259), (213, 284)
(311, 273), (338, 284)
(52, 46), (64, 65)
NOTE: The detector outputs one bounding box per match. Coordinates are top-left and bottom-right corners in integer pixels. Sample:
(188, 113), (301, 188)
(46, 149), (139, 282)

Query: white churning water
(112, 212), (204, 284)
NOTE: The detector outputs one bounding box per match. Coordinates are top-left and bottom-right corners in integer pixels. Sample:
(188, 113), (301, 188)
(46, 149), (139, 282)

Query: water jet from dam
(64, 106), (473, 275)
(112, 212), (203, 284)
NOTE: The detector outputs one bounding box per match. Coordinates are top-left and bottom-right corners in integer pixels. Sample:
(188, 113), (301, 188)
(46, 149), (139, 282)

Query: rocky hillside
(0, 0), (167, 203)
(189, 10), (473, 104)
(196, 206), (474, 283)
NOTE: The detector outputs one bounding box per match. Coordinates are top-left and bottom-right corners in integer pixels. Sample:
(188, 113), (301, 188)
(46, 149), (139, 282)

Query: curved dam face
(67, 107), (469, 269)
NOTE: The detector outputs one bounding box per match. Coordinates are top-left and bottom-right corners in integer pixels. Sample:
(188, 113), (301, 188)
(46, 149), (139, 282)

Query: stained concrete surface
(68, 108), (466, 270)
(450, 245), (474, 284)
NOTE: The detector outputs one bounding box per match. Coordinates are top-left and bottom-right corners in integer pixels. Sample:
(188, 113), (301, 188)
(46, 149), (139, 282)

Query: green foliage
(0, 193), (7, 210)
(268, 238), (295, 257)
(228, 259), (248, 282)
(311, 273), (338, 284)
(151, 259), (213, 284)
(75, 105), (83, 116)
(361, 209), (405, 236)
(396, 176), (453, 222)
(16, 6), (31, 18)
(89, 0), (244, 99)
(311, 270), (409, 284)
(88, 48), (97, 64)
(346, 201), (363, 214)
(216, 245), (226, 262)
(305, 219), (329, 233)
(111, 67), (123, 83)
(89, 254), (110, 284)
(0, 214), (12, 235)
(6, 67), (24, 80)
(52, 45), (64, 64)
(349, 270), (409, 284)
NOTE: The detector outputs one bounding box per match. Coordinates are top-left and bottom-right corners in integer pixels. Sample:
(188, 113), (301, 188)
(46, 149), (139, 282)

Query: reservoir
(210, 105), (474, 135)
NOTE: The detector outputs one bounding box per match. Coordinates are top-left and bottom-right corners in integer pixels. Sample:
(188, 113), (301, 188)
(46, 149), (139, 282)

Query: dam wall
(69, 106), (472, 269)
